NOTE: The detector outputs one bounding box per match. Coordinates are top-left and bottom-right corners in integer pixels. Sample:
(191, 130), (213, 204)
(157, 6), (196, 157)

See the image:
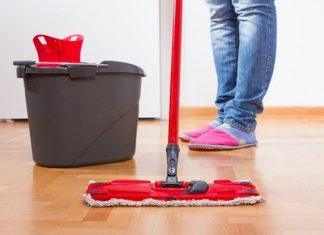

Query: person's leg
(206, 0), (239, 123)
(223, 0), (277, 132)
(179, 0), (238, 142)
(189, 0), (277, 150)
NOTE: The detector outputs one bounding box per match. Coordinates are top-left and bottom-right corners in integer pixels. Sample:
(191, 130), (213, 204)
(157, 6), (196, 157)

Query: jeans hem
(223, 120), (256, 133)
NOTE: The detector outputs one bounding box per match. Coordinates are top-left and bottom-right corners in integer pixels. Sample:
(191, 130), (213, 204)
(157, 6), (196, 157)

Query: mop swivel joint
(162, 144), (182, 188)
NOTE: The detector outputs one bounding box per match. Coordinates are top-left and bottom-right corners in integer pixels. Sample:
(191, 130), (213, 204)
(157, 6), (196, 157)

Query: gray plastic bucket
(14, 61), (145, 167)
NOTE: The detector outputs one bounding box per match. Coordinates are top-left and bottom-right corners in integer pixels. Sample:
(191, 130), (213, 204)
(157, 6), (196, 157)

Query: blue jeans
(205, 0), (277, 132)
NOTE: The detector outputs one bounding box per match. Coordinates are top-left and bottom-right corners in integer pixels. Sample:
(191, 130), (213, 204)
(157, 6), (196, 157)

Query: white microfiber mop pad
(82, 193), (263, 207)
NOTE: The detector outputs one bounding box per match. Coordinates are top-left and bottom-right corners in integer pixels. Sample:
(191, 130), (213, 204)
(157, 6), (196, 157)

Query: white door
(0, 0), (160, 118)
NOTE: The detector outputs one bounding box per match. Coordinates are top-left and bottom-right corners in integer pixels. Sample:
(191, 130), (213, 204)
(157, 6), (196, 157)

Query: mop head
(83, 179), (263, 207)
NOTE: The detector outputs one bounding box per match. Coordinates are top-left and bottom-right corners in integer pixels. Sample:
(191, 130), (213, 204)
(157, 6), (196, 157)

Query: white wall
(266, 0), (324, 106)
(163, 0), (324, 109)
(2, 1), (323, 120)
(180, 0), (216, 107)
(159, 0), (173, 119)
(0, 0), (160, 118)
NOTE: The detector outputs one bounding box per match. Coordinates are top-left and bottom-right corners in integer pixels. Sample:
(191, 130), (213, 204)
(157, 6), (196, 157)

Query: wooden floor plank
(0, 117), (324, 234)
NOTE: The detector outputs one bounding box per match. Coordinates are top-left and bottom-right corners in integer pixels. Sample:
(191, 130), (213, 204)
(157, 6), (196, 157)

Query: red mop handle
(168, 0), (183, 145)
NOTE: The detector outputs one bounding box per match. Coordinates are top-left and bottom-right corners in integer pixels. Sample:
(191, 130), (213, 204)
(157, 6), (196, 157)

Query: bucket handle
(63, 34), (84, 42)
(33, 34), (63, 53)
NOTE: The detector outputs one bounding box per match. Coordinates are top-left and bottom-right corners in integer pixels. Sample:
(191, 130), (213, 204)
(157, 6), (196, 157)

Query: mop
(83, 0), (263, 207)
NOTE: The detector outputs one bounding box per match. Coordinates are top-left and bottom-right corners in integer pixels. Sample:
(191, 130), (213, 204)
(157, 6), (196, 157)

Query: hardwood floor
(0, 116), (324, 235)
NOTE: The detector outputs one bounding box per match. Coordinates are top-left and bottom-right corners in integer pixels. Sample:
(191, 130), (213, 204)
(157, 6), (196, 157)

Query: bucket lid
(13, 60), (146, 79)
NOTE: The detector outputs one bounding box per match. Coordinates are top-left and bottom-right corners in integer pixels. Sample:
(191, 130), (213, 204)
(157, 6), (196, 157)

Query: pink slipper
(179, 124), (215, 142)
(188, 123), (257, 151)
